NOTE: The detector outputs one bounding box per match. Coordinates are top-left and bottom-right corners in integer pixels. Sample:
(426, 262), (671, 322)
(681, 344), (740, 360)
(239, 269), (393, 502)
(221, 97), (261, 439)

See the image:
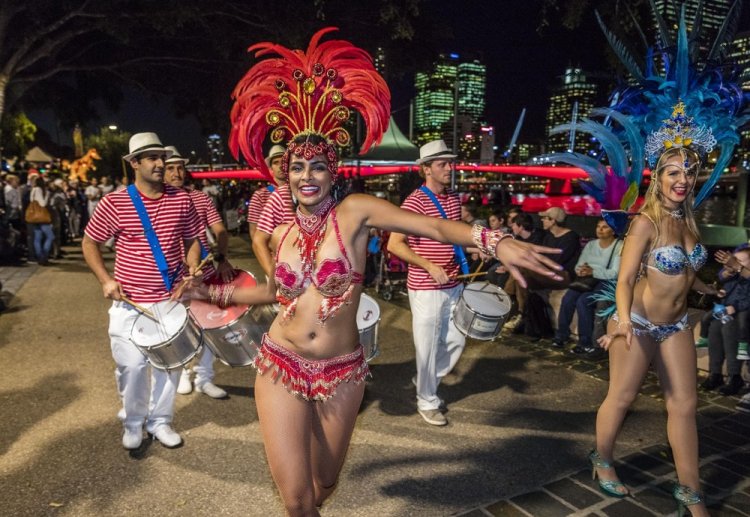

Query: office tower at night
(652, 0), (733, 55)
(545, 67), (598, 154)
(730, 31), (750, 165)
(413, 53), (486, 151)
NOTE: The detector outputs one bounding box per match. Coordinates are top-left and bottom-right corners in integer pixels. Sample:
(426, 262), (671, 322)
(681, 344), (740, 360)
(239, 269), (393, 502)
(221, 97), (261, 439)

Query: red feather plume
(229, 27), (391, 179)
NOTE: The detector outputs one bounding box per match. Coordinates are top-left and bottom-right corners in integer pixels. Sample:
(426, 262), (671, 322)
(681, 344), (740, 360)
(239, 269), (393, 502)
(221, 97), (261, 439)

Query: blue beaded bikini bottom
(613, 312), (690, 342)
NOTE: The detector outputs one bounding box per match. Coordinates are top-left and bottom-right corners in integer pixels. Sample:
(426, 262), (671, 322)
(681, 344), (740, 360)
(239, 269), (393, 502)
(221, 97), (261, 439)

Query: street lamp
(108, 125), (118, 131)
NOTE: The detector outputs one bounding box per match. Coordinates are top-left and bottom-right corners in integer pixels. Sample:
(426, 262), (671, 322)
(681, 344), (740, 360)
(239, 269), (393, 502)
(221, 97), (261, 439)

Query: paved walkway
(457, 337), (750, 516)
(1, 239), (749, 516)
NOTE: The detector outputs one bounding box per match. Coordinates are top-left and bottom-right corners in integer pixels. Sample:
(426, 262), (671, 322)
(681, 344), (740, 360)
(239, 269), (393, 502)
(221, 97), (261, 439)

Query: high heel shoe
(588, 450), (629, 498)
(673, 483), (703, 517)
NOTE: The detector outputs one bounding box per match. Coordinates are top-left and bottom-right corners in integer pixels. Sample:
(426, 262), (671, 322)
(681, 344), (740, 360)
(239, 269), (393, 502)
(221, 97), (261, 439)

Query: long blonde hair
(639, 147), (701, 246)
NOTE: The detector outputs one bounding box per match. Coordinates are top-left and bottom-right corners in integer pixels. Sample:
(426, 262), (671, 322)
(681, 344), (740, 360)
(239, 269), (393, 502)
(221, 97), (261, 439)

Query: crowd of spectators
(1, 166), (748, 402)
(0, 164), (126, 265)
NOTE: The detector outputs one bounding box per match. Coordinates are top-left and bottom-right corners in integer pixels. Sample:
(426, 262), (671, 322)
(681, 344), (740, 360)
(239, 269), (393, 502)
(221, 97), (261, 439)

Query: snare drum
(452, 282), (512, 340)
(357, 293), (381, 362)
(189, 270), (276, 367)
(130, 300), (203, 371)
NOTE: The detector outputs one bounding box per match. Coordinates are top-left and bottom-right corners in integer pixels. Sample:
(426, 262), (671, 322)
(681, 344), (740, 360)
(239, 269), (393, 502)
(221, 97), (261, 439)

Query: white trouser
(408, 285), (466, 411)
(108, 301), (180, 432)
(192, 347), (216, 386)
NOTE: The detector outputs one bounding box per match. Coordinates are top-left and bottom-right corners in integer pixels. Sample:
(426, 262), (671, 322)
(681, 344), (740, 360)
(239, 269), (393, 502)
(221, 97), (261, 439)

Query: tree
(0, 0), (428, 148)
(0, 111), (36, 157)
(83, 126), (130, 180)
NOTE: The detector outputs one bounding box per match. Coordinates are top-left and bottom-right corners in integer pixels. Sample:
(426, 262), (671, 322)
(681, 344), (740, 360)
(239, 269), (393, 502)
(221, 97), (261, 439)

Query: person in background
(699, 247), (750, 396)
(501, 212), (545, 329)
(85, 177), (102, 218)
(552, 219), (622, 354)
(163, 146), (233, 399)
(30, 176), (54, 266)
(248, 145), (288, 277)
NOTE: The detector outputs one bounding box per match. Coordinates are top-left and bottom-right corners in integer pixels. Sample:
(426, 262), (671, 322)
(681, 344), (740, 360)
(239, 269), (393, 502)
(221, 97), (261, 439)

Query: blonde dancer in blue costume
(544, 4), (748, 514)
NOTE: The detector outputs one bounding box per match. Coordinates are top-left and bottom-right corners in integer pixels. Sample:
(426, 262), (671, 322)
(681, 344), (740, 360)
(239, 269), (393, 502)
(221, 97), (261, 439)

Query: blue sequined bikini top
(646, 243), (707, 275)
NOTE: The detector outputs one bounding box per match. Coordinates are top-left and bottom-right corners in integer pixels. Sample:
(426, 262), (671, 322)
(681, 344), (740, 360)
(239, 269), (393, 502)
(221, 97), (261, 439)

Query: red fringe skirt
(253, 334), (370, 401)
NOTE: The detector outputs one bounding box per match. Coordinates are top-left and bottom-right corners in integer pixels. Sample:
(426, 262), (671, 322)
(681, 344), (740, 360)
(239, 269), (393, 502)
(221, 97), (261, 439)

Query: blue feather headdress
(542, 1), (748, 232)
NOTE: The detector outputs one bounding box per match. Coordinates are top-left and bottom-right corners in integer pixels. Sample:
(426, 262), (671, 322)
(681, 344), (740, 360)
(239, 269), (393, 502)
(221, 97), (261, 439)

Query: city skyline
(23, 1), (750, 163)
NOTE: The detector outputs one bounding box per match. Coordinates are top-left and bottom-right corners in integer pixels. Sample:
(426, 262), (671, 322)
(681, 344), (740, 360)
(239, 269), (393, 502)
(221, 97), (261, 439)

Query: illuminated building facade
(545, 67), (598, 154)
(653, 0), (733, 56)
(730, 31), (750, 165)
(413, 53), (487, 154)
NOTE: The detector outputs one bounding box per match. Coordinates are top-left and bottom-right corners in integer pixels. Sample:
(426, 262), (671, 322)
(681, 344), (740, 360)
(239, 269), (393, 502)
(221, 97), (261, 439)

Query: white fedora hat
(265, 144), (286, 167)
(122, 132), (173, 161)
(416, 139), (457, 165)
(164, 146), (189, 165)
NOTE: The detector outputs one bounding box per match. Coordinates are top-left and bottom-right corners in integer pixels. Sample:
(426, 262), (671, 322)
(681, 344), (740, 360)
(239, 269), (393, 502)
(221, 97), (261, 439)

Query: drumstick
(455, 270), (488, 281)
(174, 253), (215, 292)
(121, 295), (158, 320)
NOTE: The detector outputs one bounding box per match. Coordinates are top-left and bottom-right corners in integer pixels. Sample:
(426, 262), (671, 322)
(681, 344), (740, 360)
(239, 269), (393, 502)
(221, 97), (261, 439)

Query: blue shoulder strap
(418, 186), (469, 275)
(267, 185), (275, 193)
(127, 184), (176, 291)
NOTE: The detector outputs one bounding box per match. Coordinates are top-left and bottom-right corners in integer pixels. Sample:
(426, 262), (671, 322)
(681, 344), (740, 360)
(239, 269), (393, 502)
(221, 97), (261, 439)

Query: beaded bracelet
(471, 224), (513, 257)
(208, 284), (235, 309)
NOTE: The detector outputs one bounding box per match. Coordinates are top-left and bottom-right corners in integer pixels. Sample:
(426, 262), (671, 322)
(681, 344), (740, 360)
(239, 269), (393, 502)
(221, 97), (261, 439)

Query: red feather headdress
(229, 27), (391, 180)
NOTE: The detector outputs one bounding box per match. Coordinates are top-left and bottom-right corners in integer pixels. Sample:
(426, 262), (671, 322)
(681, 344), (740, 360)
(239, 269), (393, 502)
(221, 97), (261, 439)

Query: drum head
(132, 301), (187, 347)
(357, 293), (381, 331)
(190, 270), (256, 329)
(462, 282), (512, 317)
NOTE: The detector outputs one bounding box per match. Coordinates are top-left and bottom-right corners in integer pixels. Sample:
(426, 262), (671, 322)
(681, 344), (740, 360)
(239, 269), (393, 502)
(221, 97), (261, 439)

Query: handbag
(568, 239), (620, 292)
(25, 201), (52, 224)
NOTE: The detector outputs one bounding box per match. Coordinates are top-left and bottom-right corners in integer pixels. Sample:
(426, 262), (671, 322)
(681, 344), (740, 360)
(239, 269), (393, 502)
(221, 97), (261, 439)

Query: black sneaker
(551, 339), (566, 348)
(701, 373), (724, 391)
(570, 345), (593, 355)
(584, 347), (607, 360)
(718, 375), (745, 396)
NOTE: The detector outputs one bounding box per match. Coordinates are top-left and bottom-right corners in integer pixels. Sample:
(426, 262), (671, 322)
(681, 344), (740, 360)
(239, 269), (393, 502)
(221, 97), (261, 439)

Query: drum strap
(267, 185), (275, 193)
(419, 186), (469, 275)
(127, 184), (178, 291)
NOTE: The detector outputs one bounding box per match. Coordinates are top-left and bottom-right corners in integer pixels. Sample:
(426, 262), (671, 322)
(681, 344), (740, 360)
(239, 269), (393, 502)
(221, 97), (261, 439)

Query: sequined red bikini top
(274, 207), (363, 323)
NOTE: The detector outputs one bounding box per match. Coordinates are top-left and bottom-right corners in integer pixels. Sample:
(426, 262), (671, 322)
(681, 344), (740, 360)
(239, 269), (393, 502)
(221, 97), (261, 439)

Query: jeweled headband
(645, 101), (716, 167)
(229, 27), (391, 180)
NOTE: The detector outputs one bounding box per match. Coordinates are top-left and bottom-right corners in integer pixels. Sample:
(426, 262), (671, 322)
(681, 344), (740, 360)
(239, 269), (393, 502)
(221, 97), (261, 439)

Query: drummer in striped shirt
(82, 133), (203, 451)
(252, 145), (295, 278)
(163, 146), (233, 400)
(248, 144), (286, 242)
(388, 140), (470, 427)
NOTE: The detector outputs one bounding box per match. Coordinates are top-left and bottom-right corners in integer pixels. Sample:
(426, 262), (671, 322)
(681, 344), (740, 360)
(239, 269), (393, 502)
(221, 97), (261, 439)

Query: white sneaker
(503, 314), (522, 330)
(150, 425), (182, 448)
(122, 427), (143, 450)
(418, 408), (448, 426)
(177, 368), (192, 395)
(196, 382), (227, 399)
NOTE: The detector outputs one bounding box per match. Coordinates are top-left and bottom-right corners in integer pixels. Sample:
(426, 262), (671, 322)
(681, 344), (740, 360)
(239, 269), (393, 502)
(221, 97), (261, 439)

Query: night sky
(28, 1), (747, 161)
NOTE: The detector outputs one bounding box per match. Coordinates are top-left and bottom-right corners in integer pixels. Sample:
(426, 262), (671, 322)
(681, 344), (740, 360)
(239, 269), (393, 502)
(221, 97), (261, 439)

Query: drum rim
(129, 301), (192, 348)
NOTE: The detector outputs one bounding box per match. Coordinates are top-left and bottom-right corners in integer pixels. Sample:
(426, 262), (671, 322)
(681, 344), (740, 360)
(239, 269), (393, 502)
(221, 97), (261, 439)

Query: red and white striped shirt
(247, 185), (274, 224)
(188, 188), (222, 278)
(257, 184), (295, 235)
(400, 186), (461, 290)
(85, 185), (202, 303)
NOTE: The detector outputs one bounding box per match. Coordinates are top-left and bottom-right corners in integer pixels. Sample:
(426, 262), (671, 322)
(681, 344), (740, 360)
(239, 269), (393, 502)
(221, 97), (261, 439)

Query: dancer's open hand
(495, 239), (563, 289)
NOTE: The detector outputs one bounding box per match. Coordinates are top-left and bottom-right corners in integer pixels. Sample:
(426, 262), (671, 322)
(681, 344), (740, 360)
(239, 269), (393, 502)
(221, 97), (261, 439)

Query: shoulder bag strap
(127, 184), (176, 291)
(419, 186), (469, 275)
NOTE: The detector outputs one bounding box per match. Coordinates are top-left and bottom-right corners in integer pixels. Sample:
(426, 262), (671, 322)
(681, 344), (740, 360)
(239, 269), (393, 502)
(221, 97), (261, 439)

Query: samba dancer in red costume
(186, 28), (563, 515)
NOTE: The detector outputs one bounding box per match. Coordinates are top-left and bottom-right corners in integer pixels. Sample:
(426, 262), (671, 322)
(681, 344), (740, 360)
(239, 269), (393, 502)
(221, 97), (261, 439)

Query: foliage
(83, 126), (131, 180)
(0, 0), (428, 141)
(1, 111), (37, 157)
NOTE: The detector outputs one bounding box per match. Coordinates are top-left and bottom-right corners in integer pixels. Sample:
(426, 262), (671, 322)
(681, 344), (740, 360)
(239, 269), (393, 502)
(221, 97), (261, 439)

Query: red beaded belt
(253, 334), (369, 401)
